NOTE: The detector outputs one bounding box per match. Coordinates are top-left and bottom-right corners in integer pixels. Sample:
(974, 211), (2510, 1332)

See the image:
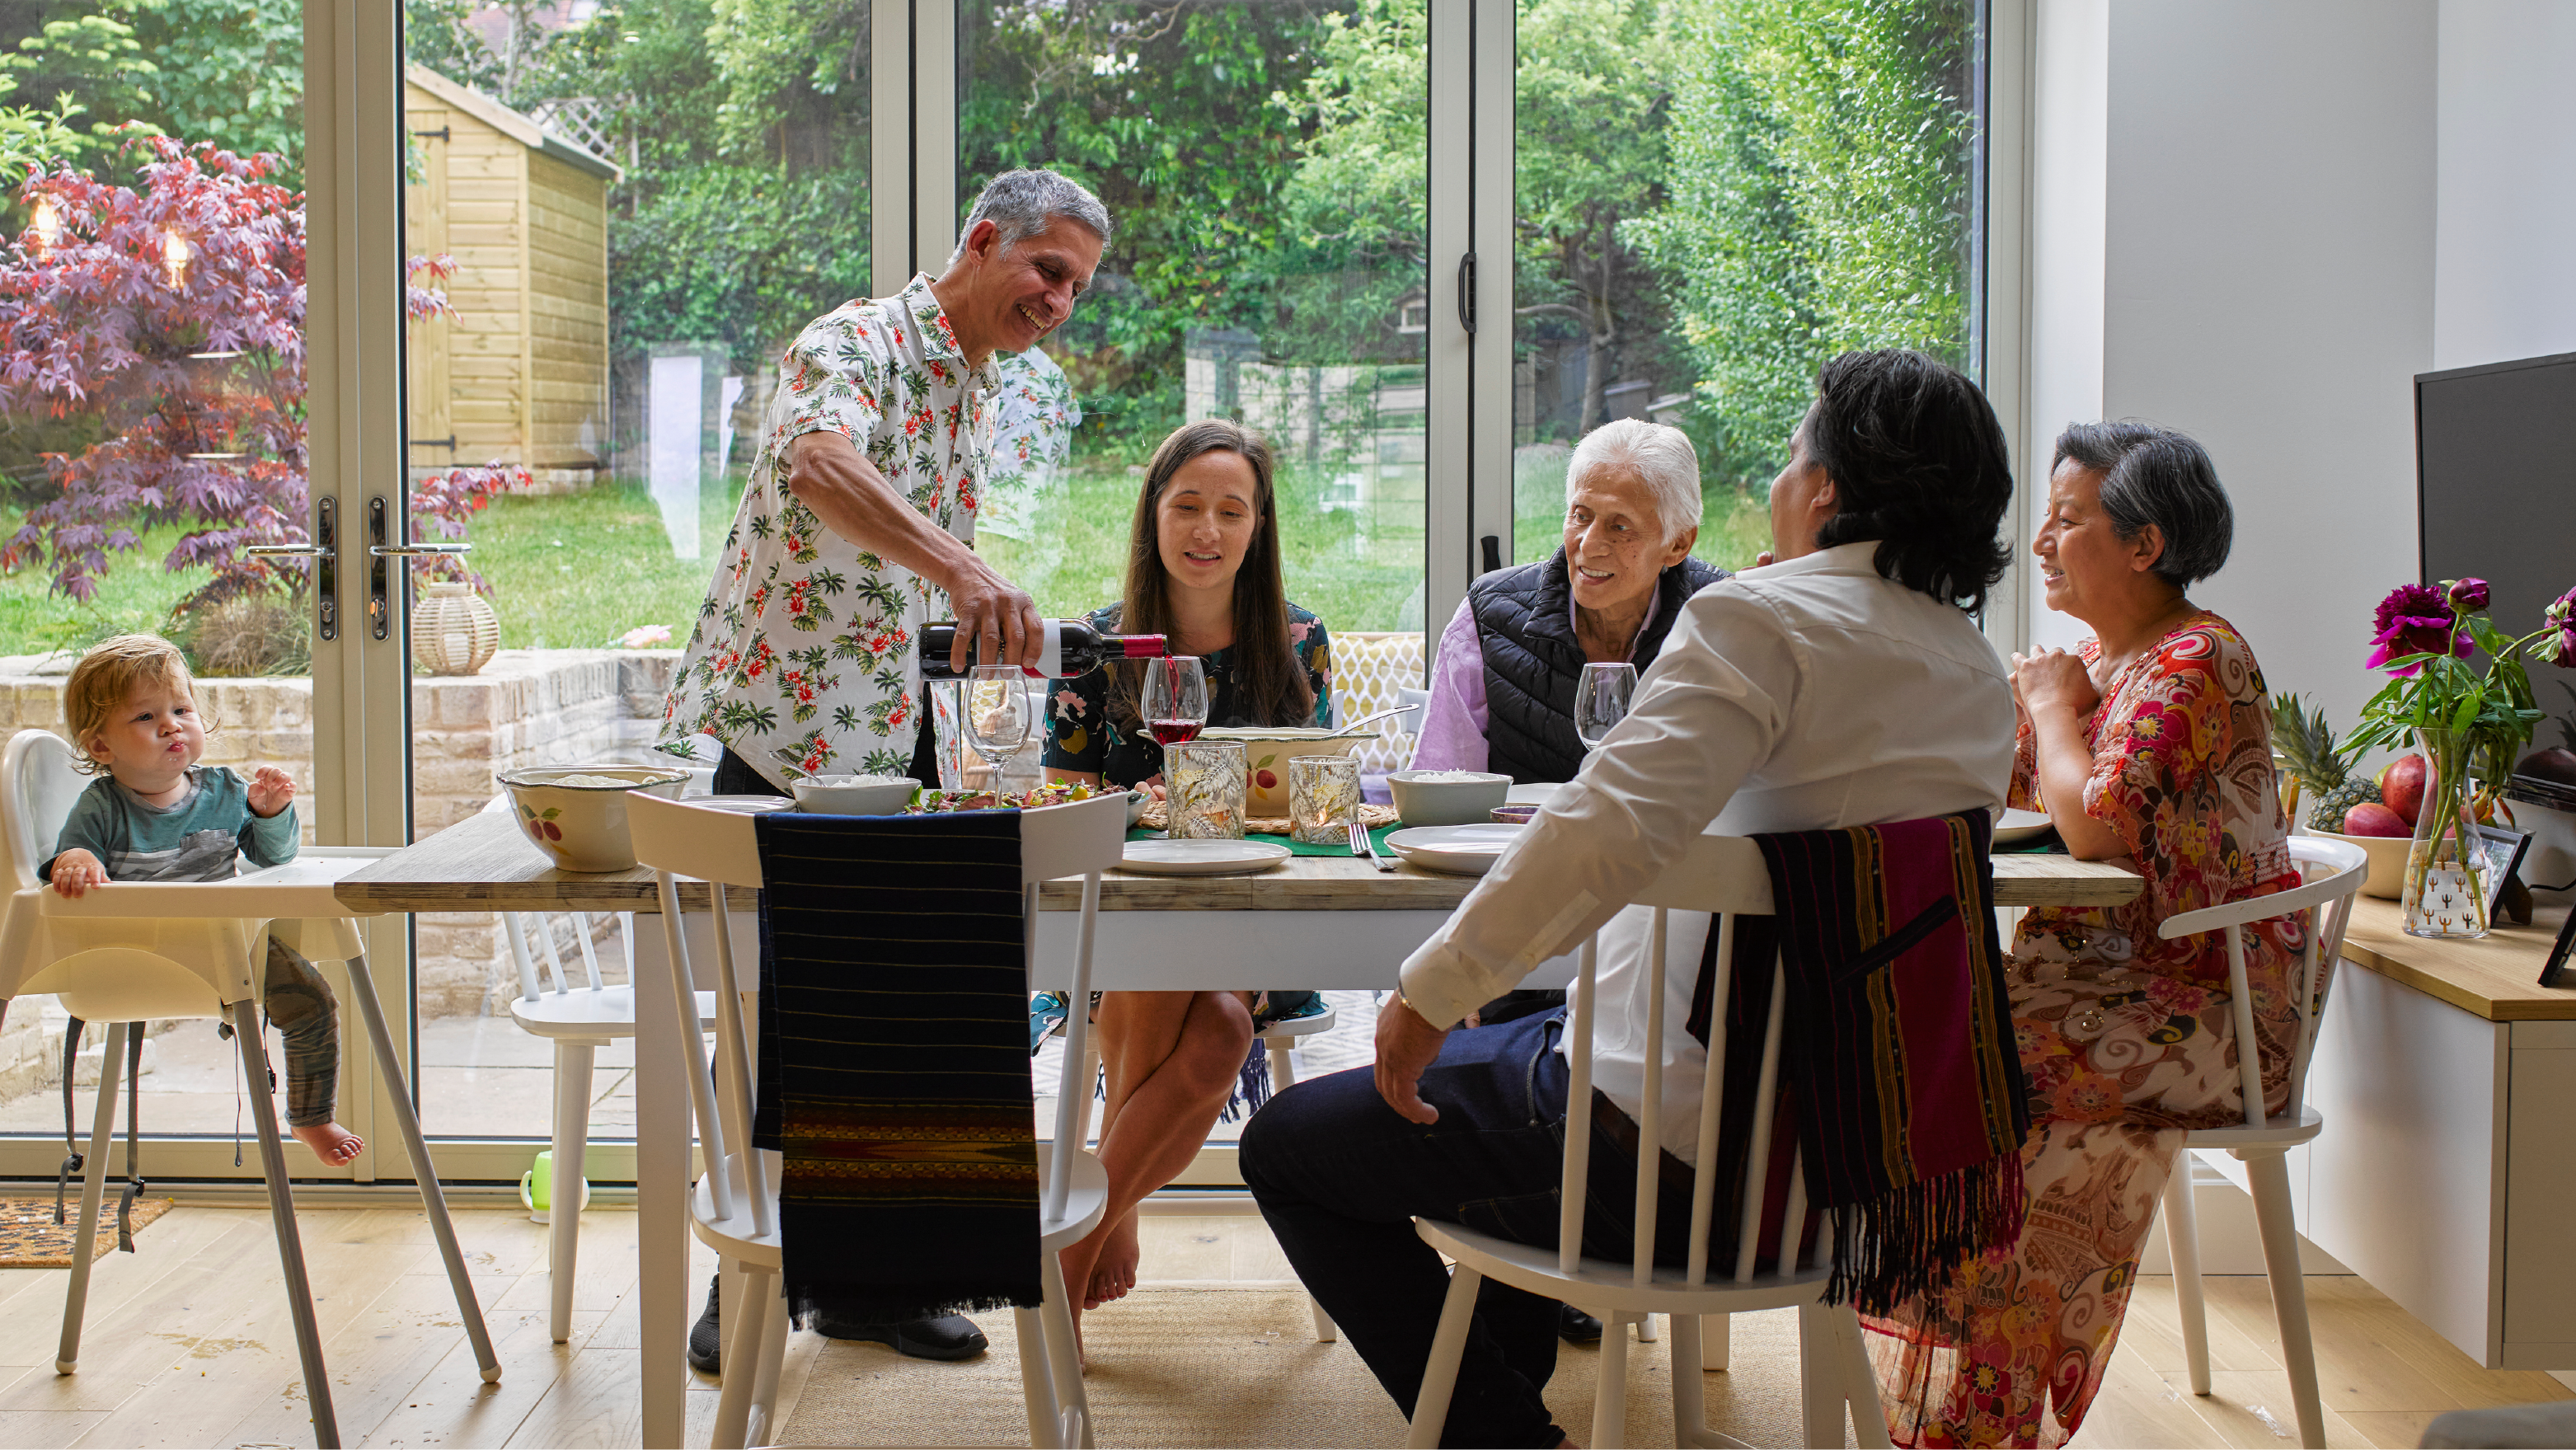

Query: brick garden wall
(0, 650), (682, 1091)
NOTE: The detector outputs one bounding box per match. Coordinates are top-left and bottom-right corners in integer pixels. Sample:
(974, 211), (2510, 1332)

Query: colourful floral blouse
(2010, 611), (2304, 991)
(657, 275), (1003, 781)
(1042, 603), (1334, 788)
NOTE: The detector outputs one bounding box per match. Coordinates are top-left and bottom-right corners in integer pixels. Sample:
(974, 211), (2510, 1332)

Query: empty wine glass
(1143, 656), (1210, 748)
(1573, 662), (1637, 751)
(964, 664), (1032, 777)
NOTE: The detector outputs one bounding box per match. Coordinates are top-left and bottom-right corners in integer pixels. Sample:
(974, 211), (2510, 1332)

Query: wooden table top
(334, 807), (2144, 914)
(2337, 897), (2576, 1021)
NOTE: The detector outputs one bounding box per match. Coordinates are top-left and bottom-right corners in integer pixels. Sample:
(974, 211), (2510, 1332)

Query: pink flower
(2366, 583), (2468, 675)
(2446, 577), (2489, 612)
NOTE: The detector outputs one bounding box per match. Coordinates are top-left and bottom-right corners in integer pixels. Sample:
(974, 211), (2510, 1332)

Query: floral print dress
(658, 275), (1003, 783)
(1865, 611), (2311, 1448)
(1041, 602), (1334, 788)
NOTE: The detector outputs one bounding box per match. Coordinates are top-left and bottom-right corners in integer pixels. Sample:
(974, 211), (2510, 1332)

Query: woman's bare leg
(1059, 988), (1253, 1333)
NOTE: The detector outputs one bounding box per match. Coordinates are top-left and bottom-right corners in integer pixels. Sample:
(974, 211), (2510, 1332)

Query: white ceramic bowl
(1387, 768), (1512, 828)
(2308, 827), (2409, 899)
(1199, 727), (1377, 818)
(790, 774), (920, 814)
(498, 764), (692, 872)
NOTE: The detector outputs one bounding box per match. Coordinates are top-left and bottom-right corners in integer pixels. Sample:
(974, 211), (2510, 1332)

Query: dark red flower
(2549, 587), (2576, 629)
(2367, 584), (2468, 675)
(2550, 626), (2576, 670)
(2446, 577), (2489, 612)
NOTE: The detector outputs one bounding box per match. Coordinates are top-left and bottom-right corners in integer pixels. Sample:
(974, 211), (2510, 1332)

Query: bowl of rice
(498, 763), (693, 871)
(790, 773), (921, 815)
(1387, 768), (1511, 828)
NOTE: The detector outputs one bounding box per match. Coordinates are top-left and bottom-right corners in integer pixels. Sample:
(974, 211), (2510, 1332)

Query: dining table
(335, 804), (2142, 1448)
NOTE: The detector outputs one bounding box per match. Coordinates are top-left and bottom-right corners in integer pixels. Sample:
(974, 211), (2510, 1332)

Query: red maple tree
(0, 135), (518, 609)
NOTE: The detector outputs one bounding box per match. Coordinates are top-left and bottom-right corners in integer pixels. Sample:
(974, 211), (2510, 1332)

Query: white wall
(2433, 0), (2576, 371)
(2026, 0), (2438, 734)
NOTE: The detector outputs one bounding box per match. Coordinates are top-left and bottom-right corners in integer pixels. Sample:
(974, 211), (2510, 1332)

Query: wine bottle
(917, 619), (1170, 679)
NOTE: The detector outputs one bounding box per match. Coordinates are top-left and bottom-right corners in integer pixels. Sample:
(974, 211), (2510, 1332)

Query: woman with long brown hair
(1041, 417), (1333, 1343)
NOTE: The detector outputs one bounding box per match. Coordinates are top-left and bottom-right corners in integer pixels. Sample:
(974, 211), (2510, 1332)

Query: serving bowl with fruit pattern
(498, 764), (692, 872)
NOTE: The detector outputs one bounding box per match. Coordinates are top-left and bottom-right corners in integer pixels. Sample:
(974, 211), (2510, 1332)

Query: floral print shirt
(1042, 602), (1334, 788)
(2009, 610), (2302, 988)
(658, 275), (1003, 781)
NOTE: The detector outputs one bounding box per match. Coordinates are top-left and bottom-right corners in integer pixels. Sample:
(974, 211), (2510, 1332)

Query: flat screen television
(2415, 351), (2576, 757)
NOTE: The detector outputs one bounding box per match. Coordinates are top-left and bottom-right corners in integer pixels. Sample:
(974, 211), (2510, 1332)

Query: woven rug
(781, 1286), (1838, 1448)
(0, 1195), (173, 1268)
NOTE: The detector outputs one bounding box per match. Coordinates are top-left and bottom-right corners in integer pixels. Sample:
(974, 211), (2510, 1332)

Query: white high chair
(1407, 836), (1893, 1450)
(0, 730), (499, 1448)
(627, 788), (1123, 1450)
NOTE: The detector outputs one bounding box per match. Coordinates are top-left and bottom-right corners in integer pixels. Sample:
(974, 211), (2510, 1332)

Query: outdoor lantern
(414, 580), (500, 676)
(162, 229), (190, 288)
(30, 197), (59, 252)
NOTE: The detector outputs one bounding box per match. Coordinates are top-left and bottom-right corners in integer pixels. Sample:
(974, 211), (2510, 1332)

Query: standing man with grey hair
(1412, 417), (1732, 785)
(660, 167), (1110, 1372)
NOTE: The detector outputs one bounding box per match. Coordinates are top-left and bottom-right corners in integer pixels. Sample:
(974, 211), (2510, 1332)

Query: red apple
(2520, 746), (2576, 787)
(2377, 753), (2428, 824)
(2341, 802), (2411, 837)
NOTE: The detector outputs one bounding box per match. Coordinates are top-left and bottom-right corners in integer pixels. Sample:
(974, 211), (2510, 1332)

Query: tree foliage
(0, 138), (514, 608)
(1626, 0), (1978, 486)
(0, 0), (305, 185)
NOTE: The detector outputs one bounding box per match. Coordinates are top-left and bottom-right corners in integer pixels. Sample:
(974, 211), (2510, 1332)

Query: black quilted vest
(1471, 550), (1729, 784)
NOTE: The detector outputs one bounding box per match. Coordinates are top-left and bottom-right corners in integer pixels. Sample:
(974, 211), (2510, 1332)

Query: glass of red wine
(1144, 655), (1209, 748)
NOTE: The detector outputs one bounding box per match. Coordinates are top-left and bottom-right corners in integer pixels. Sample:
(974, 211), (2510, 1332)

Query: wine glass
(1143, 656), (1210, 748)
(964, 664), (1032, 784)
(1573, 662), (1637, 751)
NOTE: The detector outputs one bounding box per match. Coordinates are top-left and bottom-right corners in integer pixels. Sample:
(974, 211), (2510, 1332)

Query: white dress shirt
(1397, 541), (2017, 1162)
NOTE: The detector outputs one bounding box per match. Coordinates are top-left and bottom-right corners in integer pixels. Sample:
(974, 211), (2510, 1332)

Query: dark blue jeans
(1240, 1007), (1698, 1449)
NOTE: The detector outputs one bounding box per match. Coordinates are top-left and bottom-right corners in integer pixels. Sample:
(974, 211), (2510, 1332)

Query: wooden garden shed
(403, 65), (622, 483)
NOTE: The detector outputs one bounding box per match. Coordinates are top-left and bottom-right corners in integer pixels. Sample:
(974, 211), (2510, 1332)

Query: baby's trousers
(263, 935), (340, 1129)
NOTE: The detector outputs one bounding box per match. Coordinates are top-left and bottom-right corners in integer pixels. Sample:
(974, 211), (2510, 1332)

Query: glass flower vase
(2402, 727), (2489, 940)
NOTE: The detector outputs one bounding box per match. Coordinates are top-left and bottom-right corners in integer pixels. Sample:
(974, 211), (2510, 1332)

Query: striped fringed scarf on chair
(752, 809), (1041, 1326)
(1692, 811), (2030, 1315)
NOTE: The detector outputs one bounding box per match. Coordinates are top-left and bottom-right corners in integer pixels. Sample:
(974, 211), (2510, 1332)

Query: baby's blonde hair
(63, 636), (203, 774)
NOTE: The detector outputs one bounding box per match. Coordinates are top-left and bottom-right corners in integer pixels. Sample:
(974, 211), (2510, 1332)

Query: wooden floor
(0, 1204), (2563, 1448)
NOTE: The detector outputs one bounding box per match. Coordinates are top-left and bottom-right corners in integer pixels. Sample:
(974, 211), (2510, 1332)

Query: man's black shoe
(1557, 1303), (1604, 1344)
(688, 1274), (724, 1375)
(814, 1312), (989, 1361)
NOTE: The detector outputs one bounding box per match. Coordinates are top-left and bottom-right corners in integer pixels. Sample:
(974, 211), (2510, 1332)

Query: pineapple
(2271, 693), (2381, 833)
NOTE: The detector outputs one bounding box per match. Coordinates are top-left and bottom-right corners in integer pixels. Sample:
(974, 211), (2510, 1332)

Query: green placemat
(1126, 824), (1400, 857)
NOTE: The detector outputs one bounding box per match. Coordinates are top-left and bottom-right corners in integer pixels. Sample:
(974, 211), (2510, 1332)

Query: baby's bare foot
(292, 1121), (364, 1165)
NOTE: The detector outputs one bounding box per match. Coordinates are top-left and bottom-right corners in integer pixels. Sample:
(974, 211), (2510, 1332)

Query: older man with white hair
(1413, 418), (1731, 784)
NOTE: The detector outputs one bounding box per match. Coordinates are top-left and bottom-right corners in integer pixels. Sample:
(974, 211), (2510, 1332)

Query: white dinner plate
(693, 794), (797, 814)
(1995, 807), (2055, 845)
(1119, 838), (1293, 876)
(1385, 823), (1526, 875)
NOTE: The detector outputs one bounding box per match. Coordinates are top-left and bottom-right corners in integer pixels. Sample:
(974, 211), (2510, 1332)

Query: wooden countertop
(335, 807), (2143, 914)
(2339, 896), (2576, 1021)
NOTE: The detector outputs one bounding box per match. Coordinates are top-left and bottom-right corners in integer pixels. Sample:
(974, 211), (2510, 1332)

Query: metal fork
(1351, 817), (1396, 872)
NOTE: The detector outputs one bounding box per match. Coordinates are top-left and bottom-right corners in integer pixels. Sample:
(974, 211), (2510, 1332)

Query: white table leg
(635, 913), (691, 1448)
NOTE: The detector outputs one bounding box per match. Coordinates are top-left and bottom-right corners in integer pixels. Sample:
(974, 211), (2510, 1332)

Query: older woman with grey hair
(1412, 418), (1732, 783)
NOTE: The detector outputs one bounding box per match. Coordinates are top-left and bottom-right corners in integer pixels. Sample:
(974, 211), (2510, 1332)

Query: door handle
(368, 544), (472, 557)
(244, 497), (338, 641)
(364, 498), (475, 641)
(1457, 251), (1477, 337)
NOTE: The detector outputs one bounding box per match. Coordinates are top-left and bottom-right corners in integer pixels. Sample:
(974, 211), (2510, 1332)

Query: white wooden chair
(1408, 835), (1893, 1450)
(500, 907), (718, 1342)
(1067, 1000), (1343, 1340)
(0, 729), (499, 1448)
(2154, 834), (2367, 1450)
(626, 789), (1124, 1450)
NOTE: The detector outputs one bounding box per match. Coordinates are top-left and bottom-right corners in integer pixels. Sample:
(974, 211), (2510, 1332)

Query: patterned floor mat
(0, 1195), (174, 1268)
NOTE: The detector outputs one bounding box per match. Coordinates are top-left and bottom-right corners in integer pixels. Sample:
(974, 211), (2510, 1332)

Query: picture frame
(2541, 908), (2576, 991)
(2473, 824), (2532, 922)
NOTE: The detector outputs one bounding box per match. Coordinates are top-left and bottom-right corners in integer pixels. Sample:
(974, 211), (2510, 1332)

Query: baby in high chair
(41, 635), (364, 1166)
